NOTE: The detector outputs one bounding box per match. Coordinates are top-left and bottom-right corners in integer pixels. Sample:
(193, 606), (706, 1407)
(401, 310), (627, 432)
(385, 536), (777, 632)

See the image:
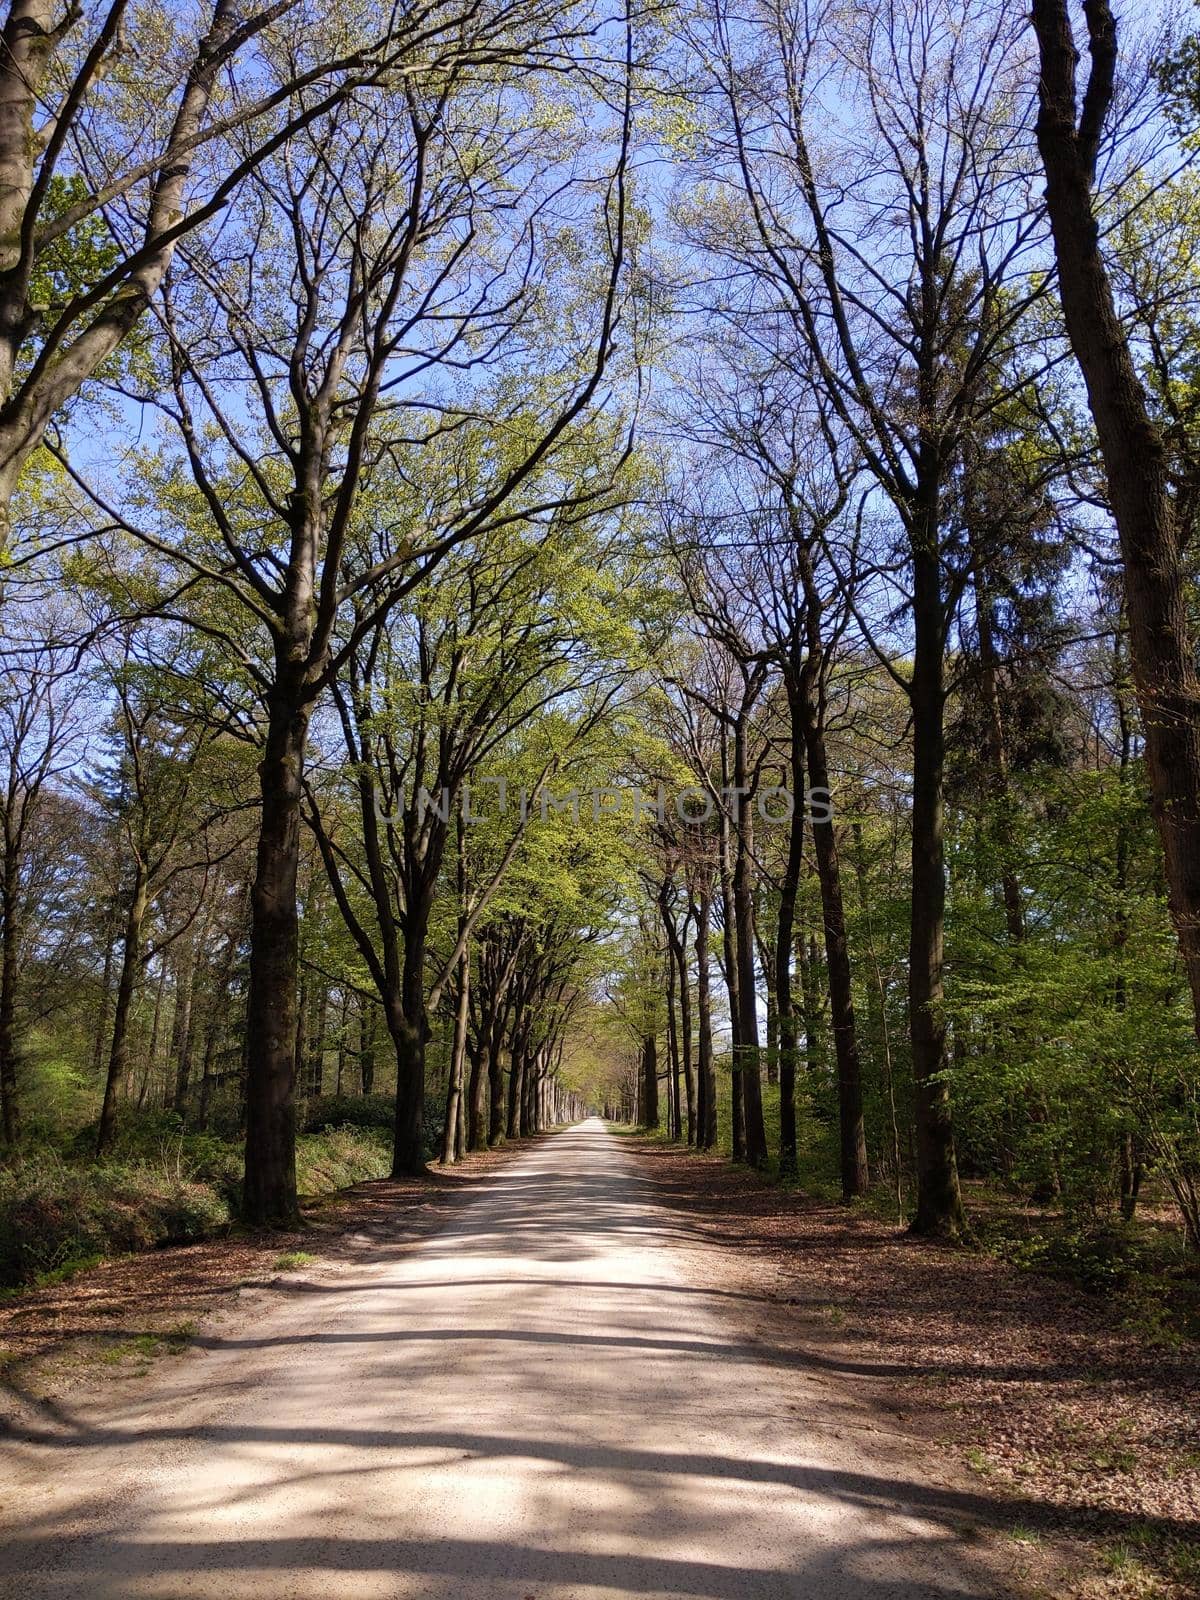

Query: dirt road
(0, 1120), (1011, 1598)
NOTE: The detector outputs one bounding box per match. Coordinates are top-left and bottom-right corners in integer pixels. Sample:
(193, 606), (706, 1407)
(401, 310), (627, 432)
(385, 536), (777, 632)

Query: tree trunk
(441, 950), (469, 1165)
(197, 923), (241, 1131)
(763, 968), (779, 1086)
(242, 692), (309, 1226)
(96, 861), (149, 1156)
(852, 822), (904, 1219)
(488, 1038), (506, 1148)
(969, 540), (1025, 943)
(803, 716), (869, 1200)
(732, 747), (767, 1167)
(674, 930), (696, 1145)
(138, 958), (169, 1112)
(640, 1030), (659, 1129)
(360, 1006), (376, 1094)
(694, 886), (718, 1150)
(522, 1043), (537, 1134)
(93, 901), (118, 1080)
(907, 534), (969, 1240)
(718, 771), (744, 1161)
(294, 970), (309, 1102)
(337, 990), (350, 1096)
(665, 943), (680, 1139)
(391, 926), (428, 1176)
(467, 1039), (487, 1151)
(0, 837), (20, 1143)
(1032, 0), (1200, 1043)
(310, 983), (328, 1099)
(774, 699), (807, 1178)
(170, 939), (196, 1115)
(507, 1025), (526, 1141)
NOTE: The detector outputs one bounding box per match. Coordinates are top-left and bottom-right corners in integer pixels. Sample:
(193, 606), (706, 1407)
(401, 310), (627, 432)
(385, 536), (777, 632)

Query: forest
(4, 2), (1200, 1596)
(0, 0), (1198, 1321)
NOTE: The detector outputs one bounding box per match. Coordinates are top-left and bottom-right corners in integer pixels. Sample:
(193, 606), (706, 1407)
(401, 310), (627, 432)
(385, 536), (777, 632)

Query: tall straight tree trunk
(640, 1030), (659, 1129)
(0, 838), (21, 1143)
(794, 547), (869, 1198)
(96, 861), (149, 1156)
(762, 961), (778, 1086)
(391, 925), (428, 1176)
(852, 822), (904, 1218)
(803, 719), (868, 1199)
(467, 1040), (487, 1151)
(360, 1006), (376, 1094)
(441, 949), (469, 1165)
(694, 885), (718, 1150)
(442, 830), (470, 1163)
(1033, 0), (1200, 1045)
(732, 739), (767, 1167)
(488, 1037), (506, 1148)
(674, 931), (696, 1145)
(522, 1043), (536, 1134)
(243, 690), (309, 1225)
(170, 937), (196, 1114)
(336, 990), (350, 1096)
(907, 533), (968, 1239)
(774, 694), (806, 1178)
(294, 970), (309, 1102)
(197, 931), (238, 1133)
(138, 958), (169, 1112)
(93, 901), (118, 1079)
(310, 983), (328, 1099)
(665, 944), (680, 1139)
(507, 1023), (527, 1141)
(969, 540), (1025, 943)
(718, 758), (744, 1160)
(798, 927), (823, 1082)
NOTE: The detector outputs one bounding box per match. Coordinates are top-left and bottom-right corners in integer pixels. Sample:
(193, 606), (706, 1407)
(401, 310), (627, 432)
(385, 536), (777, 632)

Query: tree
(1031, 0), (1200, 1058)
(0, 617), (84, 1140)
(89, 632), (247, 1154)
(306, 496), (641, 1174)
(85, 16), (633, 1219)
(682, 0), (1049, 1235)
(663, 360), (870, 1194)
(0, 0), (403, 549)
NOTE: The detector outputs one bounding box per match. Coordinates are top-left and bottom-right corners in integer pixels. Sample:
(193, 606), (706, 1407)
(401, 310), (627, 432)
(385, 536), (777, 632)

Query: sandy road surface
(0, 1119), (1010, 1599)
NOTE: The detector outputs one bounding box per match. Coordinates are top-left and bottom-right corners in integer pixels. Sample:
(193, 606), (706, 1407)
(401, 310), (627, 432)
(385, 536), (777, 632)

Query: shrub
(301, 1093), (394, 1134)
(0, 1123), (388, 1289)
(295, 1125), (390, 1195)
(0, 1150), (233, 1289)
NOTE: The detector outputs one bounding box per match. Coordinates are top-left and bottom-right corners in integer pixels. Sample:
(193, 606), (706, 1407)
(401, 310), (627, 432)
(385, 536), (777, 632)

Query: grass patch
(100, 1320), (197, 1368)
(273, 1250), (315, 1271)
(1006, 1524), (1042, 1546)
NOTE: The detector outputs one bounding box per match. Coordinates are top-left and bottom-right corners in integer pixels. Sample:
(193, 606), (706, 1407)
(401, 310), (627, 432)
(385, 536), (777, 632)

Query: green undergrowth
(0, 1116), (390, 1290)
(975, 1209), (1200, 1342)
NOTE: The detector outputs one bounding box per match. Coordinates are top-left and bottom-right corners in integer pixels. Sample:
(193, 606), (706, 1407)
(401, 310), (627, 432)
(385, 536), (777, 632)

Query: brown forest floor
(627, 1137), (1200, 1600)
(1, 1131), (1197, 1598)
